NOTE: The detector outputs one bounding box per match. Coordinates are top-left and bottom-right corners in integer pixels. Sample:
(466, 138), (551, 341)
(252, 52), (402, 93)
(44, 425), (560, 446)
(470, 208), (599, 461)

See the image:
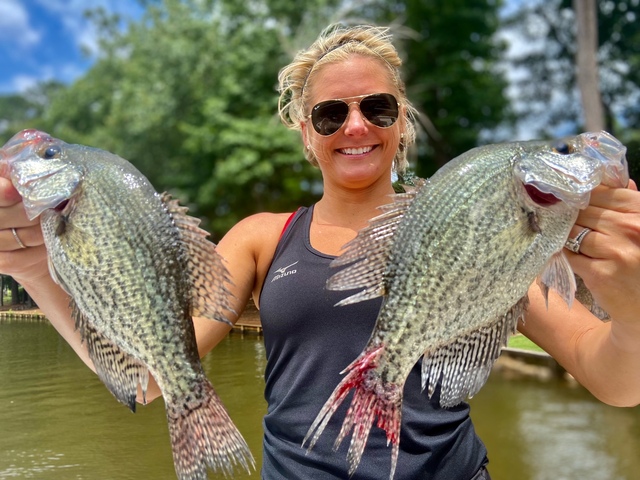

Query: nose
(342, 104), (368, 136)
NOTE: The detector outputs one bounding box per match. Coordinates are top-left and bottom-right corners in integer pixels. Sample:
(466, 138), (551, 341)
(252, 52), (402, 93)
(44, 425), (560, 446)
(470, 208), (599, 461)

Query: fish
(0, 129), (254, 480)
(302, 131), (629, 479)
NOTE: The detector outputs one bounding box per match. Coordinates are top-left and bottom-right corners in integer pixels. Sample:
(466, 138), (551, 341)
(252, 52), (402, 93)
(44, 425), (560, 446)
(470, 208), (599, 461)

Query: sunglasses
(307, 93), (399, 136)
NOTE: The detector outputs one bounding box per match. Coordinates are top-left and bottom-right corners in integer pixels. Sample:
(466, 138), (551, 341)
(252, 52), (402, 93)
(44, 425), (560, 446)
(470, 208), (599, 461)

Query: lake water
(1, 318), (639, 479)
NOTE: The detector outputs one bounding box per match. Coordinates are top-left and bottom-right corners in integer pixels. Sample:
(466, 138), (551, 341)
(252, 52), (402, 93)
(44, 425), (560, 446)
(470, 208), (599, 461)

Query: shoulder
(217, 211), (297, 302)
(223, 211), (294, 245)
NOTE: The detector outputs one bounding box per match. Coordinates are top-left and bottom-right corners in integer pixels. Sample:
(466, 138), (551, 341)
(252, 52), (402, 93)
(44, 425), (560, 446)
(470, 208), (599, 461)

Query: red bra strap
(279, 208), (300, 239)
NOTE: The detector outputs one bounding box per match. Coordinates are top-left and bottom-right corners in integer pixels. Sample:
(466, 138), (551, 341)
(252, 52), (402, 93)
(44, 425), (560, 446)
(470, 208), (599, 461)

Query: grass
(507, 334), (546, 353)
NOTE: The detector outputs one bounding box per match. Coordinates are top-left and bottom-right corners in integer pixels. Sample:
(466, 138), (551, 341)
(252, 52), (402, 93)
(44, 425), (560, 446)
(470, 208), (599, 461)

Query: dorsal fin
(327, 185), (423, 306)
(161, 193), (235, 325)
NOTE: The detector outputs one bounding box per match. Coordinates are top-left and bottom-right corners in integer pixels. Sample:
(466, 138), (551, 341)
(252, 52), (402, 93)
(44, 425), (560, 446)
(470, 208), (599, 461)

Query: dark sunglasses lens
(360, 94), (398, 128)
(311, 101), (348, 135)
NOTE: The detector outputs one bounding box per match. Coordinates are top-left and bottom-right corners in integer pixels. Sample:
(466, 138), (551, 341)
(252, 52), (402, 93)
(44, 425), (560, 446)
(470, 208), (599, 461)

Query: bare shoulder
(217, 211), (294, 304)
(221, 212), (292, 246)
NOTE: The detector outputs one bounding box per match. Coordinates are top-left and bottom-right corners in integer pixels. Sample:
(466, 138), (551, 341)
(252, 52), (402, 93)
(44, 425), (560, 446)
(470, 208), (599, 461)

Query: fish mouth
(523, 184), (561, 206)
(55, 199), (70, 213)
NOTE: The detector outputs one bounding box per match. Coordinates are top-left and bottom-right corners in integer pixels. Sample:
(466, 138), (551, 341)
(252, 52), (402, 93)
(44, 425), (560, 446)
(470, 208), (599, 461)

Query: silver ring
(564, 227), (591, 254)
(11, 228), (27, 249)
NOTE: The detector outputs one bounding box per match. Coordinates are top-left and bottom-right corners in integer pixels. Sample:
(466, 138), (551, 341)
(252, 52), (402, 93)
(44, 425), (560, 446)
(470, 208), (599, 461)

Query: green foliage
(507, 334), (545, 352)
(361, 0), (512, 176)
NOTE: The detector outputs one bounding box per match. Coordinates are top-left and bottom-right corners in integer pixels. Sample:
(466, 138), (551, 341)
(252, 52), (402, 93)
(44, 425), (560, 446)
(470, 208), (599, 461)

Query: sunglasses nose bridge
(343, 101), (369, 130)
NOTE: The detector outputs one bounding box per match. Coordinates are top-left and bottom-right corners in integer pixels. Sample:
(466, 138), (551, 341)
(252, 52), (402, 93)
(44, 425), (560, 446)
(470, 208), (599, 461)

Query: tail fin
(166, 381), (254, 479)
(303, 345), (403, 479)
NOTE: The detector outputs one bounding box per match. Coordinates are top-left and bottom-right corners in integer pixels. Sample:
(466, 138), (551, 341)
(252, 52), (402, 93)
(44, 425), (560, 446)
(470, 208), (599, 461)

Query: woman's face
(302, 56), (403, 191)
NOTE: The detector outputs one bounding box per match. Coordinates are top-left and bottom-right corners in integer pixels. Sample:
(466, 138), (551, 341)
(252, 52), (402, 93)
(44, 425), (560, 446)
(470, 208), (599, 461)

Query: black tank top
(259, 205), (487, 479)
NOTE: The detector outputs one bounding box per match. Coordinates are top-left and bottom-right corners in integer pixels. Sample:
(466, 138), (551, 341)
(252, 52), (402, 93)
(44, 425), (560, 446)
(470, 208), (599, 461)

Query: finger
(564, 225), (597, 258)
(585, 184), (640, 213)
(0, 202), (39, 229)
(0, 244), (48, 277)
(0, 224), (43, 251)
(0, 177), (21, 206)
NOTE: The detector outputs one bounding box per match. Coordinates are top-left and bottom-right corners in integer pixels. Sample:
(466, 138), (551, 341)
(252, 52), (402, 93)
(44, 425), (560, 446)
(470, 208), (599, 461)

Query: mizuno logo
(271, 261), (299, 282)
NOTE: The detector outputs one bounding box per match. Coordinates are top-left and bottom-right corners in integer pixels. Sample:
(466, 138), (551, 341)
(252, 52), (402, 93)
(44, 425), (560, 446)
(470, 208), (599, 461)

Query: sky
(0, 0), (144, 94)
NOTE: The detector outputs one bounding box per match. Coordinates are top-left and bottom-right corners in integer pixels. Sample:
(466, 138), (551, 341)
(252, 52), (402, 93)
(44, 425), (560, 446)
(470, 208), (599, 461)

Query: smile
(338, 146), (374, 155)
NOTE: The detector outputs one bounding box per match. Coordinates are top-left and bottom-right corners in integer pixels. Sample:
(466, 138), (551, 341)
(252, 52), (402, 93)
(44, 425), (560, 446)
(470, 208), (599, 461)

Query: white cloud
(34, 0), (143, 56)
(10, 74), (40, 93)
(0, 0), (40, 48)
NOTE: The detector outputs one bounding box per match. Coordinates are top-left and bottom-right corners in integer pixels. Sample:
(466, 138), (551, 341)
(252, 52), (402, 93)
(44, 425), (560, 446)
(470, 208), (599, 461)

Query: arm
(190, 212), (290, 359)
(520, 182), (640, 407)
(143, 212), (288, 402)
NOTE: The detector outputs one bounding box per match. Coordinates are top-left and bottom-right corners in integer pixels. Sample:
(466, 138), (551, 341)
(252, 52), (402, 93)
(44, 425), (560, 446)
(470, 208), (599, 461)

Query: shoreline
(0, 306), (573, 383)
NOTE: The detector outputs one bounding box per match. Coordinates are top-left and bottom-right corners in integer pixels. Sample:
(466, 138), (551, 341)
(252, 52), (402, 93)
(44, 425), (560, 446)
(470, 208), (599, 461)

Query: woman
(1, 24), (639, 479)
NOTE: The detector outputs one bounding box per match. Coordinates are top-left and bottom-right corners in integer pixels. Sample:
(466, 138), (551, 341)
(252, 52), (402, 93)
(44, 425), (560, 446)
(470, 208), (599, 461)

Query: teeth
(340, 146), (373, 155)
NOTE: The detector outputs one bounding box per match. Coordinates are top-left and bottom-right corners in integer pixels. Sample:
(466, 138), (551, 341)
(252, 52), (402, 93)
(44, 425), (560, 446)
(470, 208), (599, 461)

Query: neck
(315, 181), (396, 230)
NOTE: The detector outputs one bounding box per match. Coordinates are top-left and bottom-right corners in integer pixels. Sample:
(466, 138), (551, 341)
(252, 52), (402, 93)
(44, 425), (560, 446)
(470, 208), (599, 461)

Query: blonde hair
(278, 24), (417, 172)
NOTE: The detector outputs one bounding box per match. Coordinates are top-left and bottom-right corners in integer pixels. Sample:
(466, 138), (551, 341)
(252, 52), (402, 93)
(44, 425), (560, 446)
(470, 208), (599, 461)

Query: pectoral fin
(72, 305), (148, 412)
(536, 251), (576, 308)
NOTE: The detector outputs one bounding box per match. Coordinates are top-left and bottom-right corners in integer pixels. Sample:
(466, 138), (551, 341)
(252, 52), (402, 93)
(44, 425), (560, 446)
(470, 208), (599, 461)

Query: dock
(0, 304), (264, 333)
(233, 300), (262, 334)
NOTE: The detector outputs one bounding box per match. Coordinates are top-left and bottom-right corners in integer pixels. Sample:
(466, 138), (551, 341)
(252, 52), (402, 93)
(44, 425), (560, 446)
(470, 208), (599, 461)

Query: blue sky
(0, 0), (143, 94)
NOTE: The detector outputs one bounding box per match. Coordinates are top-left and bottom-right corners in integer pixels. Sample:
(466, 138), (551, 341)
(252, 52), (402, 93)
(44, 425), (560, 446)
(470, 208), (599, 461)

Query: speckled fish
(0, 129), (254, 480)
(303, 131), (628, 479)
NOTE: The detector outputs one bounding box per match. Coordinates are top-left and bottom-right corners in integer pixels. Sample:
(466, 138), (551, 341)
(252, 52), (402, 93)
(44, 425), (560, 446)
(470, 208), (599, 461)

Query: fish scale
(303, 131), (629, 479)
(0, 129), (254, 480)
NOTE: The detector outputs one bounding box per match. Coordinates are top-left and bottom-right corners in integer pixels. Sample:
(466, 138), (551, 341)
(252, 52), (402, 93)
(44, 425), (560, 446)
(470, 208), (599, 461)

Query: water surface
(1, 319), (638, 479)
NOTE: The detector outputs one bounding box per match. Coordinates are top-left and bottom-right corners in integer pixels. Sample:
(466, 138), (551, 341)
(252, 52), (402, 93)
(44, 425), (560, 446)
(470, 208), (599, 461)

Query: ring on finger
(564, 227), (591, 254)
(11, 228), (27, 249)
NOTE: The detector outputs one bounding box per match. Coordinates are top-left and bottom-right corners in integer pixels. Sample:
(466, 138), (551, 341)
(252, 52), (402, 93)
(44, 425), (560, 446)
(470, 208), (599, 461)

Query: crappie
(0, 129), (254, 480)
(303, 131), (628, 479)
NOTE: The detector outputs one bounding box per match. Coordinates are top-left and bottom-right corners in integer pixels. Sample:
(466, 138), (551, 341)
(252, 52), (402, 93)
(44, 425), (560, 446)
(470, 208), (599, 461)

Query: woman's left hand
(565, 180), (640, 327)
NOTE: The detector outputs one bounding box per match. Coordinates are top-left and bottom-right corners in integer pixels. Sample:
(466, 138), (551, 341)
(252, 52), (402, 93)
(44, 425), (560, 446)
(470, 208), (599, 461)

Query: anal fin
(422, 296), (527, 407)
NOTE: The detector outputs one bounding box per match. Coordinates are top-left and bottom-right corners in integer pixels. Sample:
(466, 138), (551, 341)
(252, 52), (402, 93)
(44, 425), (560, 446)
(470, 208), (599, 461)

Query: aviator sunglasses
(307, 93), (399, 136)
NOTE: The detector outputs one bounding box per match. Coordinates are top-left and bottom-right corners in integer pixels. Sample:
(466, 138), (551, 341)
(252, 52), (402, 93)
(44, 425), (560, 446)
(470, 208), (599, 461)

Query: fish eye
(553, 142), (572, 155)
(43, 145), (61, 159)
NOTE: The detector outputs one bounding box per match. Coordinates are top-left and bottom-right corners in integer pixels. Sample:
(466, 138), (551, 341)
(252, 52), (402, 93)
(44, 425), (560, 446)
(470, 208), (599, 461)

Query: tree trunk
(574, 0), (605, 132)
(10, 277), (19, 306)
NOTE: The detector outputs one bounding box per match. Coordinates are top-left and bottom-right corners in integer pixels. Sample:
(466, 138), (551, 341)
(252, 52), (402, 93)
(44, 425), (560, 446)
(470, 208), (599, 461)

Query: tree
(574, 0), (605, 131)
(503, 0), (640, 138)
(362, 0), (512, 176)
(2, 0), (519, 231)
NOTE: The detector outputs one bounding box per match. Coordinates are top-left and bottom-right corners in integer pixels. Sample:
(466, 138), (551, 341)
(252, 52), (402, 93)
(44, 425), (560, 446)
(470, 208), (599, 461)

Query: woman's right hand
(0, 176), (48, 283)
